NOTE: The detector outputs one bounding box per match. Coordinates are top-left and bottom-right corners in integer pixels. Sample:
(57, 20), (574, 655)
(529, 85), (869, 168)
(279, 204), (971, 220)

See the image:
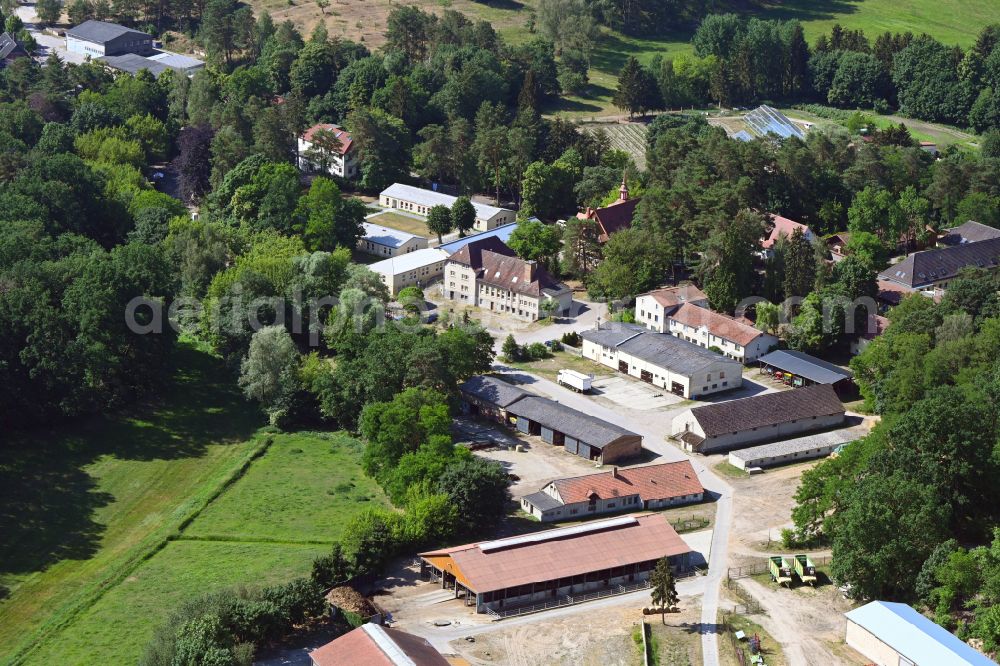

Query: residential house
(760, 215), (815, 259)
(877, 237), (1000, 293)
(476, 250), (572, 321)
(576, 176), (639, 242)
(443, 236), (517, 304)
(66, 20), (152, 57)
(634, 284), (709, 332)
(358, 222), (427, 258)
(419, 514), (693, 614)
(309, 624), (450, 666)
(581, 324), (742, 399)
(0, 32), (28, 67)
(297, 123), (358, 179)
(666, 303), (778, 363)
(379, 184), (515, 232)
(520, 461), (704, 522)
(369, 248), (449, 295)
(670, 384), (846, 454)
(845, 601), (995, 666)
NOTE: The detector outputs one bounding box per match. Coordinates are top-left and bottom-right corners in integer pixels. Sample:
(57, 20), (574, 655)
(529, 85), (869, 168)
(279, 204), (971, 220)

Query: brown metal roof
(447, 236), (516, 270)
(478, 250), (568, 297)
(419, 514), (691, 593)
(551, 460), (704, 504)
(689, 384), (844, 438)
(669, 303), (769, 347)
(309, 624), (450, 665)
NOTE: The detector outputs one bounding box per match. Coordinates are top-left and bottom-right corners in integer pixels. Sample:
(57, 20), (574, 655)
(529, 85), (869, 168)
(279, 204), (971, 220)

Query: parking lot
(588, 375), (689, 411)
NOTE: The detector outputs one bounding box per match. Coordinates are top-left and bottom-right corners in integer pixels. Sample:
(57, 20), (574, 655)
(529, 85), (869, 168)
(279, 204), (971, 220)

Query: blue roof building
(438, 222), (518, 255)
(845, 601), (997, 666)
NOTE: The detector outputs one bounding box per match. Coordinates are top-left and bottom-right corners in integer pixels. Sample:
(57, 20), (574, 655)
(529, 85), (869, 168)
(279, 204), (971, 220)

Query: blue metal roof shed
(438, 223), (517, 255)
(845, 601), (997, 666)
(758, 349), (852, 386)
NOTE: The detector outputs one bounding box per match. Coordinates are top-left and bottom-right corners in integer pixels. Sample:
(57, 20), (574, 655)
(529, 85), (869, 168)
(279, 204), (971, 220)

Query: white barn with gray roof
(581, 324), (742, 398)
(67, 20), (152, 57)
(358, 221), (428, 258)
(379, 183), (515, 232)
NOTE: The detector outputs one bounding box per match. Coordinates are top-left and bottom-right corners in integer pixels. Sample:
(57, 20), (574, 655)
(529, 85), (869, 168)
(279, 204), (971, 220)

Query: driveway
(16, 4), (88, 64)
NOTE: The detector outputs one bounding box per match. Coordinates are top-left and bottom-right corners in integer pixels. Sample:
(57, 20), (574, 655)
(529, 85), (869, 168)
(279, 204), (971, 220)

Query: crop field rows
(583, 122), (649, 170)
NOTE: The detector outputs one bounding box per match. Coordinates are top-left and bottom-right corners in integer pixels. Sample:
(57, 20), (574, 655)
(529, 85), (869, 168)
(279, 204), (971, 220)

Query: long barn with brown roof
(670, 384), (846, 453)
(419, 514), (693, 614)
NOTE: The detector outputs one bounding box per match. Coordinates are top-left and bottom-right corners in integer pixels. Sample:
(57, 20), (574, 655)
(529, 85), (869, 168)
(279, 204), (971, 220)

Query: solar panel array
(743, 105), (806, 140)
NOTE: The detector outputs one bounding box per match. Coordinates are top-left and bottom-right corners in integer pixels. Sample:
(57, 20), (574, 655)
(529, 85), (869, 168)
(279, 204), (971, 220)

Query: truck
(769, 556), (793, 587)
(558, 369), (593, 393)
(794, 554), (817, 585)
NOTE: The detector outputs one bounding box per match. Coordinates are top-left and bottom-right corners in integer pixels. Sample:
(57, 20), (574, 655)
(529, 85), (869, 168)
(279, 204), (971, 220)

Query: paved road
(16, 4), (88, 64)
(481, 296), (607, 355)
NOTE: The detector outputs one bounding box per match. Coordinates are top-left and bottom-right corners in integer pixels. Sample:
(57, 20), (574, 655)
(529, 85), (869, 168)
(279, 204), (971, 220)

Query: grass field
(0, 340), (386, 664)
(366, 210), (431, 238)
(185, 431), (389, 543)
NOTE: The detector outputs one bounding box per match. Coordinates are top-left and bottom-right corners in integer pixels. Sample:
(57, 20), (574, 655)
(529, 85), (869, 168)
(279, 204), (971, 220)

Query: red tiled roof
(309, 624), (449, 666)
(551, 460), (703, 504)
(447, 236), (516, 270)
(478, 249), (567, 297)
(762, 215), (811, 249)
(420, 513), (691, 593)
(642, 285), (708, 309)
(861, 314), (890, 340)
(301, 123), (353, 155)
(669, 303), (769, 347)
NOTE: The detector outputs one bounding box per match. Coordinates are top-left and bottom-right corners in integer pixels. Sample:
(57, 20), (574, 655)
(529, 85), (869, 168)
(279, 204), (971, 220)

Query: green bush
(524, 342), (551, 360)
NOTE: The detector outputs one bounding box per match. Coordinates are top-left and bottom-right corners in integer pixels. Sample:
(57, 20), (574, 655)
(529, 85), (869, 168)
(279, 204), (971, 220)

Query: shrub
(524, 342), (551, 360)
(561, 331), (582, 347)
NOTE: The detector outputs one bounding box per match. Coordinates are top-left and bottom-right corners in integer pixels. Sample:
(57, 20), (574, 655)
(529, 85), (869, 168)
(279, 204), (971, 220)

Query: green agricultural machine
(769, 556), (793, 587)
(794, 554), (817, 585)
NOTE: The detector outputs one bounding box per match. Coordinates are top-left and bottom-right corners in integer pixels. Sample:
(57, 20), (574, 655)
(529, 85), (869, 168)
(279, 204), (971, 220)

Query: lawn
(505, 348), (609, 383)
(25, 540), (329, 665)
(365, 210), (431, 238)
(185, 431), (390, 543)
(0, 341), (266, 664)
(719, 611), (787, 666)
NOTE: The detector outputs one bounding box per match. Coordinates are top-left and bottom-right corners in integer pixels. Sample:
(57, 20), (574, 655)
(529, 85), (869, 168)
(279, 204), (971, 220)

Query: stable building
(671, 384), (846, 454)
(419, 514), (693, 614)
(458, 375), (529, 424)
(757, 349), (854, 395)
(66, 20), (152, 57)
(667, 303), (778, 363)
(358, 221), (427, 258)
(379, 183), (515, 232)
(844, 601), (995, 666)
(520, 461), (704, 522)
(369, 248), (449, 295)
(309, 623), (450, 666)
(582, 324), (742, 399)
(506, 395), (642, 464)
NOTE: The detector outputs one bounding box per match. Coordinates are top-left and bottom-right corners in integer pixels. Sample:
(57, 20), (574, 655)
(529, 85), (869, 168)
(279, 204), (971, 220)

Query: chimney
(612, 466), (619, 479)
(523, 259), (536, 282)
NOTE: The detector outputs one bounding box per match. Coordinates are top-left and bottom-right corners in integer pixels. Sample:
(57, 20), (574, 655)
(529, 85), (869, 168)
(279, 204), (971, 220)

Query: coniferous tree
(650, 557), (679, 623)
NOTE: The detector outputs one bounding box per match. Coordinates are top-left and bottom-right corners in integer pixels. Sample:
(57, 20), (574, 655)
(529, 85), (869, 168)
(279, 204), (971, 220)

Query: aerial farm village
(5, 0), (1000, 665)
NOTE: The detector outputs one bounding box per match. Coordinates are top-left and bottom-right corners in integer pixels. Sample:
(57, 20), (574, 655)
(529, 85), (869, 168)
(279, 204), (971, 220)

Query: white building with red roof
(635, 284), (709, 332)
(309, 623), (450, 666)
(520, 460), (704, 522)
(297, 123), (358, 180)
(666, 302), (778, 363)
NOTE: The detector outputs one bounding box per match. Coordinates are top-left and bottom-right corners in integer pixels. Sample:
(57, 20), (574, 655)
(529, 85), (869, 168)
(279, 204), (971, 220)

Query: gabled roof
(362, 222), (424, 249)
(369, 248), (448, 275)
(669, 303), (771, 348)
(459, 375), (529, 408)
(744, 105), (806, 140)
(845, 601), (996, 666)
(878, 237), (1000, 289)
(478, 250), (568, 298)
(688, 384), (845, 438)
(505, 395), (639, 449)
(301, 123), (353, 155)
(757, 349), (852, 384)
(309, 624), (450, 666)
(551, 460), (703, 504)
(521, 490), (563, 512)
(941, 220), (1000, 246)
(67, 20), (149, 44)
(638, 284), (708, 310)
(0, 32), (27, 60)
(380, 184), (509, 221)
(446, 236), (515, 270)
(762, 215), (812, 249)
(592, 197), (639, 238)
(99, 54), (172, 77)
(146, 51), (203, 69)
(419, 514), (690, 594)
(581, 324), (731, 375)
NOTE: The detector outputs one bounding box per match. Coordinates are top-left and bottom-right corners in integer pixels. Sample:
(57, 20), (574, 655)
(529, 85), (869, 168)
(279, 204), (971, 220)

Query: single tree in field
(501, 334), (521, 362)
(316, 0), (329, 14)
(426, 204), (453, 244)
(650, 557), (678, 623)
(451, 196), (476, 237)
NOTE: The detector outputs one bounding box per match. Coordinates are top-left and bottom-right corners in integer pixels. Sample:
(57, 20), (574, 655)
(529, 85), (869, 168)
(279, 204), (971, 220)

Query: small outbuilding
(757, 349), (853, 395)
(845, 600), (996, 666)
(458, 375), (530, 424)
(671, 384), (846, 454)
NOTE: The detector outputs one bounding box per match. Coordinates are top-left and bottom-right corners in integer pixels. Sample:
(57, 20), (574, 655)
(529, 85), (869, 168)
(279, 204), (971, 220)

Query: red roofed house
(419, 513), (693, 614)
(476, 249), (572, 321)
(520, 460), (704, 522)
(297, 123), (358, 180)
(576, 176), (640, 242)
(635, 284), (709, 332)
(667, 302), (778, 363)
(310, 623), (450, 666)
(760, 214), (815, 259)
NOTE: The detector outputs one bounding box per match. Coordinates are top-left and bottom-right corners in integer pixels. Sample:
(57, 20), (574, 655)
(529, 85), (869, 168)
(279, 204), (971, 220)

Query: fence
(671, 516), (711, 533)
(724, 578), (763, 615)
(727, 555), (831, 580)
(487, 579), (654, 620)
(720, 612), (748, 666)
(641, 620), (652, 666)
